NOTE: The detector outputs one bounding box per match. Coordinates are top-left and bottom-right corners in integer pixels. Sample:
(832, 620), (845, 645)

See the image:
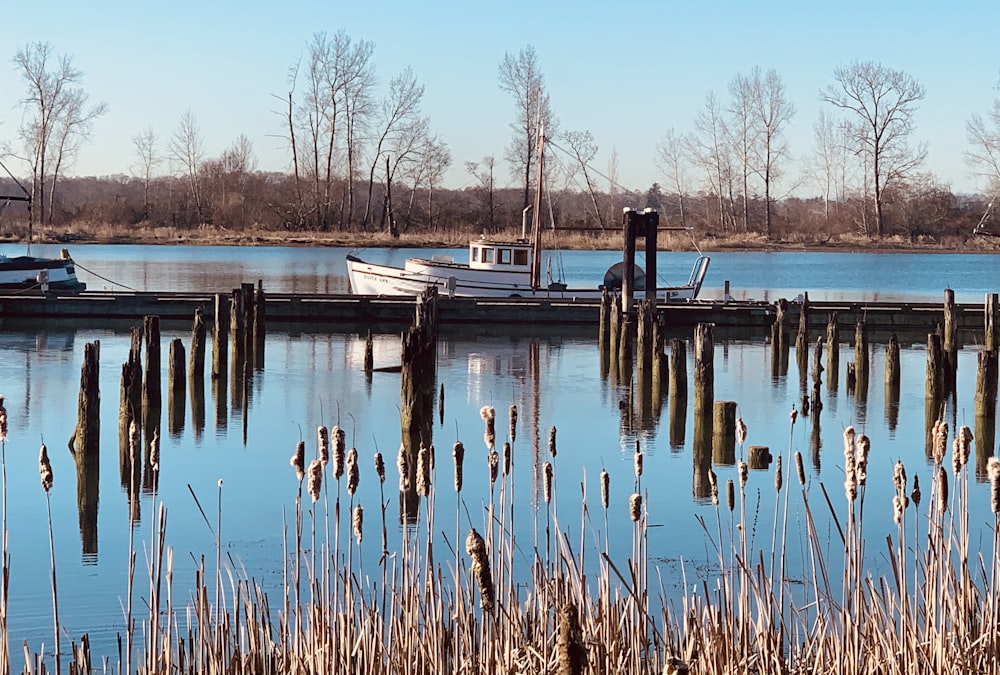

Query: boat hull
(0, 255), (86, 292)
(346, 254), (705, 301)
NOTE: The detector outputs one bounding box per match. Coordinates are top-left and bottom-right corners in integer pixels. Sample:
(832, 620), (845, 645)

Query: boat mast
(0, 158), (32, 253)
(530, 124), (545, 289)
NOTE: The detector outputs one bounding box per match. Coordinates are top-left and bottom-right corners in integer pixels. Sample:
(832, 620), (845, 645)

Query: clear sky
(1, 0), (997, 196)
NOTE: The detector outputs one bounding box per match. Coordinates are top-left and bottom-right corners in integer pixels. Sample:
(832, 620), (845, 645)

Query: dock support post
(944, 288), (957, 393)
(254, 279), (266, 370)
(599, 289), (611, 377)
(621, 209), (637, 314)
(142, 315), (161, 447)
(212, 293), (229, 380)
(669, 337), (687, 449)
(826, 312), (839, 392)
(885, 333), (901, 431)
(795, 293), (810, 392)
(71, 340), (100, 557)
(636, 300), (655, 426)
(853, 320), (869, 400)
(771, 299), (789, 378)
(987, 293), (998, 353)
(400, 287), (438, 522)
(693, 324), (714, 494)
(168, 338), (186, 438)
(712, 400), (737, 466)
(189, 308), (207, 439)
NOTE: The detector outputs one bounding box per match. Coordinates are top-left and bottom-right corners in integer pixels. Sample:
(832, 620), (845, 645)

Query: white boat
(0, 248), (87, 292)
(347, 129), (710, 301)
(346, 238), (709, 301)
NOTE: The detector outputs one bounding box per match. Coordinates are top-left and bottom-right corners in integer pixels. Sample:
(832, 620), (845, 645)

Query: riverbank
(4, 222), (1000, 253)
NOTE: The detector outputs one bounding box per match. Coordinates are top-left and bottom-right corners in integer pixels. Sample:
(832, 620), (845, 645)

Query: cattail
(726, 479), (735, 512)
(502, 441), (512, 476)
(488, 449), (500, 486)
(556, 600), (588, 675)
(932, 420), (948, 464)
(708, 469), (719, 506)
(543, 461), (554, 504)
(953, 426), (972, 474)
(465, 528), (494, 612)
(548, 426), (557, 458)
(789, 405), (798, 426)
(634, 446), (644, 479)
(843, 426), (856, 461)
(149, 430), (160, 472)
(988, 458), (1000, 513)
(332, 425), (346, 479)
(39, 444), (53, 492)
(290, 441), (305, 481)
(893, 495), (905, 525)
(374, 451), (385, 484)
(893, 460), (907, 493)
(307, 459), (322, 502)
(738, 461), (748, 488)
(911, 474), (922, 507)
(600, 470), (610, 510)
(774, 455), (783, 493)
(352, 504), (364, 544)
(317, 425), (329, 465)
(937, 465), (948, 513)
(480, 406), (496, 449)
(509, 404), (518, 442)
(735, 417), (747, 446)
(416, 444), (431, 497)
(795, 451), (805, 486)
(0, 395), (8, 442)
(397, 444), (410, 493)
(347, 450), (360, 496)
(453, 441), (465, 493)
(629, 493), (642, 522)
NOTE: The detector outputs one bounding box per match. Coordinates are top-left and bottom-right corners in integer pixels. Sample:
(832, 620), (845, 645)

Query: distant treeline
(0, 172), (989, 243)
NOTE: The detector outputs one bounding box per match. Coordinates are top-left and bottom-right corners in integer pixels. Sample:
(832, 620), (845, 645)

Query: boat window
(499, 248), (511, 264)
(482, 248), (494, 263)
(471, 246), (479, 262)
(513, 249), (528, 265)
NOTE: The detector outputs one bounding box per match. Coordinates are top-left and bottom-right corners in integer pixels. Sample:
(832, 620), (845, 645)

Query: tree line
(2, 37), (999, 243)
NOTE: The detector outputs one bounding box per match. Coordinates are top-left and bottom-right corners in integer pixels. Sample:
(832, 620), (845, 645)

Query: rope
(72, 261), (140, 292)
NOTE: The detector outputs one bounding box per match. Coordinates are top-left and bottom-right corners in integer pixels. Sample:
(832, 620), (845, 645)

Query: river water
(1, 243), (998, 664)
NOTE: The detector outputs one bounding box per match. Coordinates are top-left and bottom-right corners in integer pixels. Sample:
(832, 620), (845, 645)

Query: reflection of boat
(346, 130), (709, 301)
(0, 248), (86, 291)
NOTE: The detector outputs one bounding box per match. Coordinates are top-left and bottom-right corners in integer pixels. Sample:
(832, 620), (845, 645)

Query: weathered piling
(189, 309), (207, 440)
(230, 287), (249, 415)
(669, 337), (687, 449)
(943, 288), (957, 393)
(692, 324), (714, 497)
(400, 288), (439, 521)
(212, 293), (229, 380)
(987, 293), (999, 353)
(617, 311), (634, 387)
(771, 299), (789, 378)
(142, 315), (161, 439)
(365, 330), (374, 376)
(636, 300), (655, 427)
(975, 348), (998, 477)
(748, 445), (773, 470)
(885, 333), (901, 431)
(119, 326), (143, 488)
(71, 341), (100, 557)
(599, 288), (611, 377)
(608, 299), (621, 383)
(853, 320), (869, 400)
(651, 312), (668, 421)
(253, 279), (266, 369)
(811, 335), (824, 413)
(712, 400), (737, 466)
(795, 293), (810, 392)
(826, 312), (839, 392)
(168, 338), (186, 438)
(925, 332), (945, 456)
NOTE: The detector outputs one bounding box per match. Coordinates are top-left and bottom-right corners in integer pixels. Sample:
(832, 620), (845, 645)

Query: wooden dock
(0, 289), (991, 336)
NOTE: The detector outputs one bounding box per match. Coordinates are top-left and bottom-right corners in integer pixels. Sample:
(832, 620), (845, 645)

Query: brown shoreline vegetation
(5, 221), (1000, 254)
(8, 403), (1000, 673)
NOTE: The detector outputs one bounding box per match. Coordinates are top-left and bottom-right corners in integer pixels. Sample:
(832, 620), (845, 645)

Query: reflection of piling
(190, 309), (207, 439)
(599, 289), (611, 377)
(691, 323), (715, 497)
(771, 299), (789, 378)
(926, 333), (945, 455)
(853, 320), (869, 400)
(651, 313), (668, 421)
(400, 288), (438, 521)
(608, 299), (621, 383)
(975, 348), (998, 477)
(254, 279), (266, 369)
(71, 341), (100, 559)
(943, 289), (957, 394)
(712, 401), (737, 466)
(168, 338), (186, 438)
(636, 300), (655, 427)
(826, 313), (839, 392)
(885, 333), (901, 431)
(669, 338), (687, 449)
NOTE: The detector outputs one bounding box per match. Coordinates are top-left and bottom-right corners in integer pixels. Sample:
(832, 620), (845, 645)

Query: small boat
(0, 248), (86, 292)
(347, 131), (710, 301)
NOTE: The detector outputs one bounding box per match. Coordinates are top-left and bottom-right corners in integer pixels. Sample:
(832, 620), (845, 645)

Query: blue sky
(1, 0), (997, 196)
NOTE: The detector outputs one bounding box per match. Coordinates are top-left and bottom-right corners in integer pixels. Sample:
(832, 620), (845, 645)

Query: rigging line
(544, 138), (640, 196)
(0, 158), (31, 202)
(72, 261), (140, 292)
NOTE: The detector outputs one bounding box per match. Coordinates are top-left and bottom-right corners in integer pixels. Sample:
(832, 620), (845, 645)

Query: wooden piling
(987, 293), (998, 354)
(669, 337), (687, 449)
(712, 400), (737, 466)
(885, 333), (901, 431)
(771, 299), (789, 378)
(976, 348), (998, 477)
(811, 335), (824, 415)
(693, 323), (714, 474)
(253, 279), (266, 369)
(943, 288), (957, 393)
(926, 332), (944, 403)
(212, 293), (229, 380)
(853, 320), (868, 400)
(795, 293), (809, 391)
(748, 445), (772, 470)
(189, 309), (207, 440)
(599, 288), (611, 376)
(636, 300), (655, 426)
(608, 300), (621, 383)
(651, 312), (668, 420)
(365, 329), (374, 375)
(142, 315), (161, 437)
(168, 338), (186, 438)
(826, 312), (839, 392)
(71, 340), (101, 557)
(400, 287), (439, 521)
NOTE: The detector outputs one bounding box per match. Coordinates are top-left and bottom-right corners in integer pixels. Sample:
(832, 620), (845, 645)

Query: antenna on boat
(530, 123), (545, 289)
(0, 157), (32, 253)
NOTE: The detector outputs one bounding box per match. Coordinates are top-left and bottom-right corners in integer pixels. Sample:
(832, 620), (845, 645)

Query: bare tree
(12, 41), (107, 227)
(965, 85), (1000, 194)
(810, 110), (855, 223)
(339, 37), (376, 229)
(727, 71), (757, 232)
(690, 92), (736, 232)
(466, 156), (498, 233)
(132, 126), (159, 221)
(499, 45), (557, 211)
(821, 61), (926, 238)
(561, 130), (607, 229)
(402, 135), (451, 229)
(363, 68), (425, 228)
(750, 67), (794, 239)
(654, 128), (693, 229)
(169, 110), (206, 224)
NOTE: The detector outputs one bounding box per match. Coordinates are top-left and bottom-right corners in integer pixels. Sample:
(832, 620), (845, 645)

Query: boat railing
(687, 256), (711, 297)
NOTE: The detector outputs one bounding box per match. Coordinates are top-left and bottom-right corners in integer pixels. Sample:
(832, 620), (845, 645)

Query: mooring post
(712, 400), (737, 466)
(643, 209), (658, 300)
(987, 293), (999, 354)
(168, 338), (186, 438)
(853, 320), (869, 400)
(693, 323), (714, 464)
(943, 288), (957, 392)
(669, 337), (687, 449)
(826, 312), (839, 392)
(885, 333), (901, 431)
(621, 208), (637, 314)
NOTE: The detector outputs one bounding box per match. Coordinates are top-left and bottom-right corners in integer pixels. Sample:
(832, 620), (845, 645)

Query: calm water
(0, 243), (998, 663)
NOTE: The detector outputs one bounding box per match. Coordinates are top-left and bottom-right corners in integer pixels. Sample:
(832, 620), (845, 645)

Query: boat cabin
(468, 239), (533, 272)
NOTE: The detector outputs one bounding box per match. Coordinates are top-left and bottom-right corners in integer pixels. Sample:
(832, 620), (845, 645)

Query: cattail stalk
(352, 504), (363, 544)
(480, 406), (496, 449)
(466, 528), (494, 612)
(290, 441), (305, 481)
(307, 459), (322, 502)
(600, 470), (610, 510)
(543, 461), (554, 504)
(317, 425), (329, 465)
(452, 441), (465, 493)
(629, 493), (642, 522)
(795, 451), (805, 486)
(416, 444), (431, 497)
(332, 425), (346, 479)
(39, 444), (59, 675)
